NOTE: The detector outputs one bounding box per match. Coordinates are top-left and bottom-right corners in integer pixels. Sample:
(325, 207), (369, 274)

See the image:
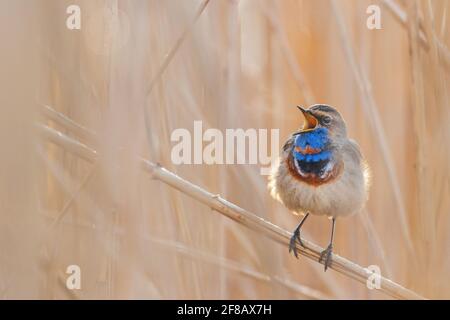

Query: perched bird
(269, 104), (370, 271)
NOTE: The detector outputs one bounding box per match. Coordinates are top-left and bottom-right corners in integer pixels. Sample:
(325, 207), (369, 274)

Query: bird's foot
(288, 227), (304, 258)
(319, 244), (333, 272)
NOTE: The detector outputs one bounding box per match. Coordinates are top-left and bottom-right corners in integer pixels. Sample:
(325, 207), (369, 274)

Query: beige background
(0, 0), (449, 299)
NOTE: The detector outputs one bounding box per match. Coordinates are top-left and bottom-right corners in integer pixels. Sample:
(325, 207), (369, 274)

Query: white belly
(269, 154), (369, 218)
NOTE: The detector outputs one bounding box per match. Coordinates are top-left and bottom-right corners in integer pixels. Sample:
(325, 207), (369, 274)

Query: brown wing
(282, 135), (295, 153)
(343, 139), (363, 165)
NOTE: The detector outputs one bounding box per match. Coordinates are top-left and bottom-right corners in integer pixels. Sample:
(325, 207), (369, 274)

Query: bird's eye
(322, 116), (332, 125)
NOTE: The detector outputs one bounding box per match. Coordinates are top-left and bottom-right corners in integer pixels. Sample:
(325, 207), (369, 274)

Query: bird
(268, 104), (370, 271)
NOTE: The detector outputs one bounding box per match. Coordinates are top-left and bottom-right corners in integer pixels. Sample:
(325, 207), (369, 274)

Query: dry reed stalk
(40, 211), (329, 300)
(358, 211), (393, 279)
(143, 0), (210, 146)
(141, 2), (212, 297)
(382, 0), (450, 70)
(40, 104), (97, 142)
(330, 0), (415, 259)
(404, 0), (450, 297)
(146, 236), (330, 300)
(37, 123), (426, 300)
(405, 0), (429, 286)
(421, 1), (450, 231)
(262, 3), (315, 106)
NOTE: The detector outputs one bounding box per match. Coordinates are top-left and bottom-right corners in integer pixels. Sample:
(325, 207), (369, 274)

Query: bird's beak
(297, 106), (318, 132)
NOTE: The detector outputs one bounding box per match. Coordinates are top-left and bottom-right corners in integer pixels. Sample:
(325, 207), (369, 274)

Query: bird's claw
(288, 234), (298, 258)
(319, 244), (333, 271)
(288, 228), (304, 258)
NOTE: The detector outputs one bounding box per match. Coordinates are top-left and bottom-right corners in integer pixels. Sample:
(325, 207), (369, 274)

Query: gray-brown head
(297, 104), (347, 140)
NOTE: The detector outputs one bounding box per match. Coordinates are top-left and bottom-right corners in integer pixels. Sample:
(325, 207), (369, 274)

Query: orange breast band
(295, 145), (321, 155)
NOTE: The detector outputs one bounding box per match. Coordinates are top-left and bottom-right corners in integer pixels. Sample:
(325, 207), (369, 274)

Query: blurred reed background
(0, 0), (448, 299)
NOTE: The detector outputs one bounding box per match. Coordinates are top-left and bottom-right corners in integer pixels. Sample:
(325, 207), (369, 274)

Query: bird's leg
(289, 212), (310, 258)
(319, 217), (336, 271)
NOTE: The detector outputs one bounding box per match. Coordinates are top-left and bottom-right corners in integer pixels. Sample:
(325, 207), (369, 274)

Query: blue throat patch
(293, 128), (331, 163)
